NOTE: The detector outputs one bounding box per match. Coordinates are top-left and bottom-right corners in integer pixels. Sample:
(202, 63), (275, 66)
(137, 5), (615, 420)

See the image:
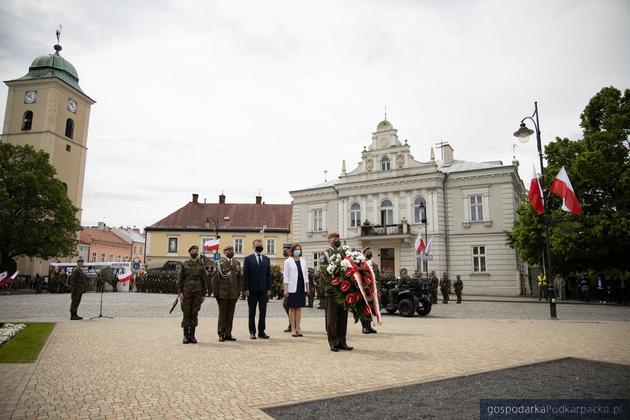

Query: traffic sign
(213, 253), (221, 261)
(132, 262), (141, 270)
(418, 255), (433, 261)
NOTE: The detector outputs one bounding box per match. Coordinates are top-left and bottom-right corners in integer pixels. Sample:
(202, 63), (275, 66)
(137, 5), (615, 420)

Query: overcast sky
(1, 0), (629, 230)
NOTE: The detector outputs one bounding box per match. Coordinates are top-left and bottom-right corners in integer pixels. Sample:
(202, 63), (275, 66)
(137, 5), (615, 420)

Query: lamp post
(513, 101), (557, 319)
(418, 202), (429, 278)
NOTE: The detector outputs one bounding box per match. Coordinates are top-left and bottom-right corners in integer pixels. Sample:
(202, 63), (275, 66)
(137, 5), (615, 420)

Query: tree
(0, 143), (81, 273)
(507, 86), (630, 274)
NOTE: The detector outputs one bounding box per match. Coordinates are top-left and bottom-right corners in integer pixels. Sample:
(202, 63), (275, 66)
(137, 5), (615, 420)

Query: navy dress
(287, 260), (306, 308)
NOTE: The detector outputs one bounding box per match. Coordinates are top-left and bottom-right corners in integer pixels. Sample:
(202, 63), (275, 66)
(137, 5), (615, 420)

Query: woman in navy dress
(283, 243), (309, 337)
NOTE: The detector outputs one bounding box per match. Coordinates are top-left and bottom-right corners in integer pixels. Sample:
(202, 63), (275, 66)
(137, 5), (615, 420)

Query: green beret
(188, 245), (199, 252)
(223, 245), (234, 251)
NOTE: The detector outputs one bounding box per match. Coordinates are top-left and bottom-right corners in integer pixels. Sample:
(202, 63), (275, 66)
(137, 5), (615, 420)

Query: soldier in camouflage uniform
(307, 268), (316, 308)
(387, 267), (411, 308)
(211, 245), (241, 342)
(177, 245), (208, 344)
(69, 258), (87, 320)
(453, 274), (463, 304)
(439, 271), (451, 304)
(429, 271), (439, 304)
(361, 247), (378, 334)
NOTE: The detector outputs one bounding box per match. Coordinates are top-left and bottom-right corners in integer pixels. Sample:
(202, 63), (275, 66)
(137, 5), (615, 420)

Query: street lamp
(418, 202), (429, 278)
(513, 101), (557, 319)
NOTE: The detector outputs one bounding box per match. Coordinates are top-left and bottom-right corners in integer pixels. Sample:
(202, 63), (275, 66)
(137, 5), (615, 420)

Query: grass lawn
(0, 323), (55, 363)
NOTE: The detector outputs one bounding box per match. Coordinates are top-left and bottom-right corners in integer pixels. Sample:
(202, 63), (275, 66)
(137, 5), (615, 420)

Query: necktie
(257, 255), (262, 265)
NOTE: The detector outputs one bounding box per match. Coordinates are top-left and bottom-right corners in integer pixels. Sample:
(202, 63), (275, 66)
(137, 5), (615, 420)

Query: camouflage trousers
(70, 289), (83, 314)
(216, 298), (237, 337)
(180, 292), (204, 328)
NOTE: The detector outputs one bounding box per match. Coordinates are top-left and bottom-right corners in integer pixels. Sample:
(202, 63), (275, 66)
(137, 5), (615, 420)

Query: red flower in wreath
(331, 278), (341, 286)
(345, 294), (355, 304)
(340, 280), (351, 292)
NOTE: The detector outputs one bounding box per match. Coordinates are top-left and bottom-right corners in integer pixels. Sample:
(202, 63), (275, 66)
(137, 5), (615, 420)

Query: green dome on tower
(16, 44), (84, 94)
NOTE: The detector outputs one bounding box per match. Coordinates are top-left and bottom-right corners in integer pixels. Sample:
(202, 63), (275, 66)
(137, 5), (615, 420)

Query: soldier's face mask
(226, 251), (234, 258)
(333, 239), (341, 248)
(190, 252), (198, 259)
(255, 245), (264, 253)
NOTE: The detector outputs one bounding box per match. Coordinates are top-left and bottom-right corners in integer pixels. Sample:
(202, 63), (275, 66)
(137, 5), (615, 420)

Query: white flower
(340, 260), (351, 268)
(0, 323), (26, 347)
(327, 265), (335, 274)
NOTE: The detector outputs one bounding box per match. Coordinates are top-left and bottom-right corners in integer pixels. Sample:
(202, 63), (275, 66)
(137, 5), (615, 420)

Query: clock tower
(1, 41), (95, 221)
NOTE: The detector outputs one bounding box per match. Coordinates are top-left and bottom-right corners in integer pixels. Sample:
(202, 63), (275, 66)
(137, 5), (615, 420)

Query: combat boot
(189, 326), (198, 344)
(182, 327), (190, 344)
(70, 312), (81, 320)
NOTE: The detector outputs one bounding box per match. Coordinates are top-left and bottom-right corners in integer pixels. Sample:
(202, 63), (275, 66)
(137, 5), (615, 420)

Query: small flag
(529, 165), (544, 216)
(425, 238), (433, 255)
(9, 271), (19, 285)
(0, 271), (7, 287)
(550, 167), (582, 216)
(203, 239), (220, 252)
(415, 232), (425, 255)
(117, 269), (132, 283)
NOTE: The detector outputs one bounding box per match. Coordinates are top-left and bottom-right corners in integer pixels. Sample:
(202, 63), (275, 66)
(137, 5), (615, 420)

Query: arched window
(22, 111), (33, 131)
(414, 196), (427, 223)
(380, 199), (393, 225)
(65, 118), (74, 139)
(381, 156), (391, 171)
(350, 203), (361, 228)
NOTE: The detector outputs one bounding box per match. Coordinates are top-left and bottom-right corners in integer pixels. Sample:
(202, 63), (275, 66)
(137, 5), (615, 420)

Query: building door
(380, 248), (395, 278)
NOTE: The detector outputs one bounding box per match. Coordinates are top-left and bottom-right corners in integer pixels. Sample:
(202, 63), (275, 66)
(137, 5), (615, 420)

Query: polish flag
(117, 270), (132, 283)
(415, 232), (425, 255)
(0, 271), (7, 287)
(203, 239), (220, 252)
(425, 237), (433, 255)
(550, 167), (582, 216)
(9, 271), (19, 285)
(529, 166), (544, 216)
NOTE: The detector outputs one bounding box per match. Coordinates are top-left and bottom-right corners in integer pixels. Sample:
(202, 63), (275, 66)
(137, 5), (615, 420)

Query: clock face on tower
(24, 91), (37, 104)
(67, 99), (77, 113)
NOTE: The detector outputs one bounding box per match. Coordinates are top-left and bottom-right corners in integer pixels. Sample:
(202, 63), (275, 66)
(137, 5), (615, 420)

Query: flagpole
(514, 101), (557, 319)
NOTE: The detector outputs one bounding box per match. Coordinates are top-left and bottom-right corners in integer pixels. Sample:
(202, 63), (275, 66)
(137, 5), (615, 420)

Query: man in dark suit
(243, 239), (272, 339)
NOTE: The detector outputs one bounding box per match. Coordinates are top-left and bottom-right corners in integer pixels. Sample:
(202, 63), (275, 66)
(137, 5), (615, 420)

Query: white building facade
(290, 119), (528, 296)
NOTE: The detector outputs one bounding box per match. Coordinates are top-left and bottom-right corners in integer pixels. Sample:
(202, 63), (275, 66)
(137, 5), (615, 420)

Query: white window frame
(266, 238), (276, 254)
(470, 195), (483, 221)
(472, 245), (487, 272)
(381, 156), (391, 171)
(350, 203), (361, 228)
(413, 196), (426, 224)
(313, 252), (321, 271)
(167, 237), (178, 254)
(234, 237), (244, 255)
(380, 199), (394, 225)
(462, 187), (491, 227)
(312, 208), (323, 232)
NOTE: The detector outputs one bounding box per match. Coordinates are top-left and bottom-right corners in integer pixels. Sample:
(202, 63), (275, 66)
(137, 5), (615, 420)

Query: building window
(415, 257), (428, 275)
(234, 238), (243, 254)
(168, 237), (178, 253)
(381, 156), (391, 171)
(380, 199), (393, 225)
(266, 239), (275, 254)
(312, 208), (323, 232)
(92, 252), (96, 262)
(100, 253), (105, 262)
(472, 246), (486, 272)
(350, 203), (361, 228)
(470, 195), (483, 221)
(313, 252), (321, 271)
(22, 111), (33, 131)
(109, 254), (114, 261)
(66, 144), (71, 152)
(65, 118), (74, 139)
(414, 196), (426, 223)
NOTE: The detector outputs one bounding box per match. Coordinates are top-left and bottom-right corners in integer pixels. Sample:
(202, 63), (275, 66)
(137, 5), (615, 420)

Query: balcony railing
(360, 224), (408, 237)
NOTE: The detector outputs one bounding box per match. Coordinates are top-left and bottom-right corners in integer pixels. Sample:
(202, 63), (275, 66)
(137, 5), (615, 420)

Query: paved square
(1, 294), (629, 419)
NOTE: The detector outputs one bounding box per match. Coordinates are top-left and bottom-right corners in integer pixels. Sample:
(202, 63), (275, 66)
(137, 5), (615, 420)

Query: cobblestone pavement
(0, 294), (629, 419)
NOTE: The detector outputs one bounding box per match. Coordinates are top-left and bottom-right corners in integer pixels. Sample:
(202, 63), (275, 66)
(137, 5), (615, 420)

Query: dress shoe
(330, 346), (339, 352)
(368, 326), (377, 334)
(258, 333), (270, 339)
(219, 335), (226, 342)
(337, 343), (353, 351)
(292, 333), (299, 337)
(297, 333), (303, 337)
(250, 333), (257, 340)
(70, 315), (81, 320)
(362, 327), (371, 334)
(224, 336), (236, 341)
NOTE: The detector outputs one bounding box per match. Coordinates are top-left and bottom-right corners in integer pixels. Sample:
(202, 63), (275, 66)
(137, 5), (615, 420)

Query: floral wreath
(322, 245), (382, 324)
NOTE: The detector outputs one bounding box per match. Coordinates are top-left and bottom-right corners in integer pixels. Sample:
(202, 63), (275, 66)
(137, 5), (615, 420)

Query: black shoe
(183, 328), (190, 344)
(284, 325), (292, 332)
(224, 336), (236, 341)
(337, 343), (354, 351)
(70, 314), (81, 320)
(219, 335), (225, 342)
(362, 327), (371, 334)
(189, 327), (197, 344)
(330, 346), (339, 352)
(368, 327), (377, 334)
(258, 333), (270, 339)
(76, 315), (83, 320)
(250, 333), (257, 340)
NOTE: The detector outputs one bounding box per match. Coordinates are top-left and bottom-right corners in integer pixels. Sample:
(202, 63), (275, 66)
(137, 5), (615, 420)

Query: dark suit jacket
(243, 253), (272, 293)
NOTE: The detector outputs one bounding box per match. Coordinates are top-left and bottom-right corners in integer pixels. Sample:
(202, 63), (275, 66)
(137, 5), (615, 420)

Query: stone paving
(0, 294), (629, 419)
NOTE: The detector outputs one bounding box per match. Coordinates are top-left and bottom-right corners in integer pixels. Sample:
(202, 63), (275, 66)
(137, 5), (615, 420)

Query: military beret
(188, 245), (199, 252)
(327, 232), (340, 240)
(223, 245), (234, 251)
(77, 257), (84, 262)
(362, 247), (371, 254)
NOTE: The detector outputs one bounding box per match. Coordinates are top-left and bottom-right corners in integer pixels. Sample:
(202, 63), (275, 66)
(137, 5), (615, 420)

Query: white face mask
(294, 250), (301, 257)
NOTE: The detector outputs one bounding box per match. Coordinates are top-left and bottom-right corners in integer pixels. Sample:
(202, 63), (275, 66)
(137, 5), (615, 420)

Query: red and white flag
(0, 271), (7, 287)
(117, 269), (132, 283)
(550, 166), (582, 216)
(9, 271), (19, 285)
(425, 237), (433, 255)
(415, 232), (425, 255)
(203, 239), (220, 252)
(529, 165), (544, 216)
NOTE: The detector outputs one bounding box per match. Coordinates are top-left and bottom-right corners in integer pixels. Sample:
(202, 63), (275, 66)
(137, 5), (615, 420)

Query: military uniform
(69, 262), (87, 319)
(177, 246), (208, 344)
(439, 273), (451, 304)
(361, 249), (379, 334)
(321, 233), (352, 352)
(429, 272), (439, 304)
(211, 249), (241, 341)
(307, 268), (316, 307)
(388, 268), (411, 307)
(454, 275), (463, 303)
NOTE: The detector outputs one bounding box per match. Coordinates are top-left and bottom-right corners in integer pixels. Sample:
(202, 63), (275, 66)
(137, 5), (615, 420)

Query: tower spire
(54, 24), (63, 53)
(384, 105), (387, 121)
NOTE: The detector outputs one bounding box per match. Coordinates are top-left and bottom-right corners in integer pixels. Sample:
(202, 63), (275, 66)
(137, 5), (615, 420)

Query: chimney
(97, 221), (106, 230)
(255, 195), (262, 205)
(219, 193), (226, 204)
(443, 144), (454, 164)
(192, 193), (199, 204)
